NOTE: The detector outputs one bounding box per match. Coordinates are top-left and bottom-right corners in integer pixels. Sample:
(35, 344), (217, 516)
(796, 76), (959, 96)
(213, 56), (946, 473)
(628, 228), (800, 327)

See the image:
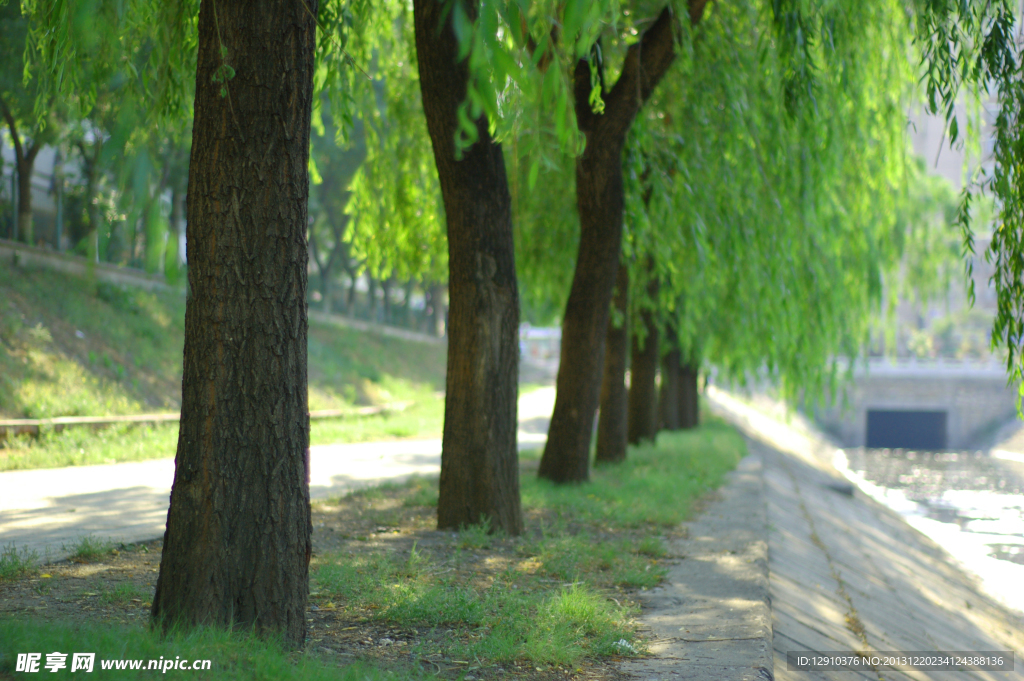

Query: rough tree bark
(627, 285), (660, 444)
(539, 3), (706, 483)
(151, 0), (317, 648)
(678, 361), (700, 429)
(595, 263), (630, 464)
(414, 0), (523, 534)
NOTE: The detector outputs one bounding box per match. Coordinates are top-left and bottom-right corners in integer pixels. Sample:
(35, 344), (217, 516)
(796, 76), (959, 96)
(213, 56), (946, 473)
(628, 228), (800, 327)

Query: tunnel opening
(866, 410), (948, 450)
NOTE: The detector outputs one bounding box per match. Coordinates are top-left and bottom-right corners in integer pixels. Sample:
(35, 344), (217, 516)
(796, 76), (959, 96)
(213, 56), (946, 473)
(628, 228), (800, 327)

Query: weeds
(0, 543), (39, 580)
(64, 536), (116, 562)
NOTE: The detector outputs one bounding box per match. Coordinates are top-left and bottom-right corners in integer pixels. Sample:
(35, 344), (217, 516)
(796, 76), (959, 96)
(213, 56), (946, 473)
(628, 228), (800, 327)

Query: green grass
(309, 418), (746, 666)
(0, 265), (448, 471)
(97, 582), (149, 606)
(312, 552), (636, 665)
(0, 543), (39, 581)
(0, 621), (428, 680)
(63, 536), (116, 563)
(522, 418), (745, 528)
(0, 422), (180, 471)
(310, 397), (445, 444)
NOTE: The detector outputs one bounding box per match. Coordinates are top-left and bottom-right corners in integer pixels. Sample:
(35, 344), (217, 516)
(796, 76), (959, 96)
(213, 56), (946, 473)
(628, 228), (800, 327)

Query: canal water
(834, 446), (1024, 615)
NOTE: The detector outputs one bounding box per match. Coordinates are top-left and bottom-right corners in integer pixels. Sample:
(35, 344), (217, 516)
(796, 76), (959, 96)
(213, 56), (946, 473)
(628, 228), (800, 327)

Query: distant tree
(0, 1), (57, 246)
(309, 105), (366, 313)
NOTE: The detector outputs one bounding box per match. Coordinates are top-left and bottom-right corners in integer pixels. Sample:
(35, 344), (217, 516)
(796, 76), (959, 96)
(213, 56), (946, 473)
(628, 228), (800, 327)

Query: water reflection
(836, 447), (1024, 614)
(842, 448), (1024, 563)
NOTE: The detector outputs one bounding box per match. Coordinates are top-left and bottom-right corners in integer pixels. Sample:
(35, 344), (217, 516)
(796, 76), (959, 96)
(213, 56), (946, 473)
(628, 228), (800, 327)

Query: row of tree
(2, 3), (450, 338)
(12, 0), (1014, 650)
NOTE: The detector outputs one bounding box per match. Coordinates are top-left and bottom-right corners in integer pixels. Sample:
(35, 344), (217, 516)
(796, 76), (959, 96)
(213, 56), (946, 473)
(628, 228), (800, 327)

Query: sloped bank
(618, 387), (1024, 681)
(687, 387), (1024, 681)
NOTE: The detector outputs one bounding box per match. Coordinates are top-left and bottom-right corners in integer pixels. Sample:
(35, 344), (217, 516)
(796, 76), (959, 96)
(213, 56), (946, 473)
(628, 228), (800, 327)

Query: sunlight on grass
(522, 416), (746, 528)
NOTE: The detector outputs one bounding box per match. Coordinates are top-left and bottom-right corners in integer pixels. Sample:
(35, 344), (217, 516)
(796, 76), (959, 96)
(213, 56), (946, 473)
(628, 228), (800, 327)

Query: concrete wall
(815, 360), (1018, 449)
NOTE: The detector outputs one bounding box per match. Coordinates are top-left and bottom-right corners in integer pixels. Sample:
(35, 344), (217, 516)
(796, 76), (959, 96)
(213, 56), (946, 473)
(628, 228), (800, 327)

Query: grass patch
(0, 267), (447, 471)
(310, 398), (445, 445)
(0, 422), (179, 471)
(522, 418), (745, 528)
(0, 620), (425, 680)
(307, 417), (746, 667)
(97, 582), (149, 606)
(312, 552), (636, 665)
(0, 543), (39, 581)
(64, 536), (116, 563)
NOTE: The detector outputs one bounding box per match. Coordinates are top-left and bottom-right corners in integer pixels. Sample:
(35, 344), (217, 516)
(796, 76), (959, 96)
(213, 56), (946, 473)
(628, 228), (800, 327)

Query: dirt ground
(0, 477), (650, 681)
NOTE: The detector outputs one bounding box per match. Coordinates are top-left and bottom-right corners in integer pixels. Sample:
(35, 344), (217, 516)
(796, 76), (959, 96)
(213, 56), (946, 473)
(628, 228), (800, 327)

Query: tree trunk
(77, 140), (103, 263)
(151, 0), (317, 648)
(367, 275), (378, 321)
(659, 330), (680, 431)
(346, 269), (358, 313)
(428, 283), (447, 338)
(53, 149), (64, 251)
(382, 277), (393, 324)
(15, 150), (39, 246)
(16, 163), (31, 245)
(414, 0), (522, 534)
(539, 7), (688, 483)
(678, 361), (700, 429)
(595, 263), (630, 464)
(402, 280), (415, 328)
(0, 98), (40, 246)
(627, 300), (660, 445)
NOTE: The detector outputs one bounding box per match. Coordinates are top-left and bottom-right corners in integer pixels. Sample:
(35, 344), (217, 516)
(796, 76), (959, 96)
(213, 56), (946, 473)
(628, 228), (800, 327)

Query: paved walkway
(0, 388), (555, 561)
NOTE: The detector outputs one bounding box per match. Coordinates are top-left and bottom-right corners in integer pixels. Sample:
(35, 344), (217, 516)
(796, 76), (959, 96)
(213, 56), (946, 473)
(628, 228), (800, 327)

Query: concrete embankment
(622, 388), (1024, 680)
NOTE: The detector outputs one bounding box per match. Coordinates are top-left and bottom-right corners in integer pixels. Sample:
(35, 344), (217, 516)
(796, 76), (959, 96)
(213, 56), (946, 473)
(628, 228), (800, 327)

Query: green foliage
(914, 0), (1024, 401)
(342, 0), (447, 284)
(605, 0), (920, 404)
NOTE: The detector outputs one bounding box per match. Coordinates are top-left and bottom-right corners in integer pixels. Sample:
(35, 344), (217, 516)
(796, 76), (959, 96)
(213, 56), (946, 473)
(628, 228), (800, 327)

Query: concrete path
(620, 453), (774, 681)
(0, 388), (556, 561)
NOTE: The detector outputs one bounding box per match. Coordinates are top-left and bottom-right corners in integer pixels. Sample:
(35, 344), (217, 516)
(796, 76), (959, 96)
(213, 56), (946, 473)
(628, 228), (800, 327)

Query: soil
(0, 472), (647, 681)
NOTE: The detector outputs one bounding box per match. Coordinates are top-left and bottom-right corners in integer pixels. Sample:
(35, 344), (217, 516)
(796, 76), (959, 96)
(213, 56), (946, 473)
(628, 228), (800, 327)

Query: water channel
(834, 445), (1024, 616)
